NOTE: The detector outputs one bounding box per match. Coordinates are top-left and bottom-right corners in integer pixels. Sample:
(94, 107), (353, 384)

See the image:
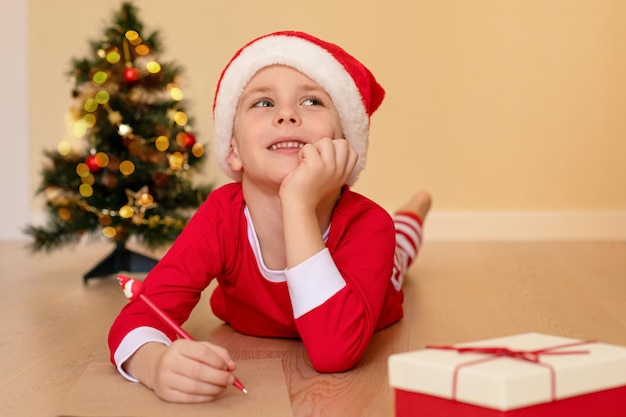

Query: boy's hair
(212, 31), (385, 186)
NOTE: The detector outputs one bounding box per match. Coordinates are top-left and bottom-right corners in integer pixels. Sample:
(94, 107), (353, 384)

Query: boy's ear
(226, 137), (243, 173)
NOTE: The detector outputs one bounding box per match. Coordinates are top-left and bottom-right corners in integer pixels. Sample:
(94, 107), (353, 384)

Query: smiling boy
(109, 31), (431, 403)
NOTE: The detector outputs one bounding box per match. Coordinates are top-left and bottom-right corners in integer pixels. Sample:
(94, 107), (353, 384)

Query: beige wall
(29, 0), (626, 217)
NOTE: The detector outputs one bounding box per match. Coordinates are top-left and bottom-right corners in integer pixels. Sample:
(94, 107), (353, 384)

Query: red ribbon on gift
(426, 340), (593, 402)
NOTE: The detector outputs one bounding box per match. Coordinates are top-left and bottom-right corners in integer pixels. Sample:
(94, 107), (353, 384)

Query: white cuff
(284, 248), (346, 318)
(113, 326), (172, 382)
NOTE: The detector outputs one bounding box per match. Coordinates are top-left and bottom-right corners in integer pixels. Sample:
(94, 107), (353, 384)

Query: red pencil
(117, 274), (248, 394)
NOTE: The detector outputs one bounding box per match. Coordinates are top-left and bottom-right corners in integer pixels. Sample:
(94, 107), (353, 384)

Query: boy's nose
(274, 106), (300, 125)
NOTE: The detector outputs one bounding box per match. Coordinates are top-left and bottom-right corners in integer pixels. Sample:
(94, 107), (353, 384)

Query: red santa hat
(212, 30), (385, 185)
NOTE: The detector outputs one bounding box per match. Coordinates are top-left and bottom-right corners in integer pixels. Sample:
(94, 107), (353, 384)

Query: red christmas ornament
(175, 132), (196, 148)
(85, 154), (101, 172)
(184, 133), (196, 147)
(124, 67), (141, 82)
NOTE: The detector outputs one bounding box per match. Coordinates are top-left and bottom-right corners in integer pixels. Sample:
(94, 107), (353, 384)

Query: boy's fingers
(172, 359), (233, 388)
(201, 341), (236, 371)
(313, 138), (336, 164)
(330, 138), (346, 160)
(333, 139), (352, 169)
(155, 375), (229, 403)
(329, 139), (357, 180)
(173, 340), (234, 372)
(346, 146), (358, 174)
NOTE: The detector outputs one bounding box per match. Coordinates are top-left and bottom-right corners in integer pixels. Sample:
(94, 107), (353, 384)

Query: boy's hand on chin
(280, 138), (357, 207)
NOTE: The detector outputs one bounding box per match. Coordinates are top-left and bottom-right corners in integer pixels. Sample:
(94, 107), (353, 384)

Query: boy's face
(228, 65), (344, 186)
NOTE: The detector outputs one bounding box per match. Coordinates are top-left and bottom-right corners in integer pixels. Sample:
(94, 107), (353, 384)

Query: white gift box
(388, 333), (626, 416)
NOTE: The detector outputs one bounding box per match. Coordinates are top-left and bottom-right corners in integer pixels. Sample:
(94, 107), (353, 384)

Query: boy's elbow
(308, 347), (361, 373)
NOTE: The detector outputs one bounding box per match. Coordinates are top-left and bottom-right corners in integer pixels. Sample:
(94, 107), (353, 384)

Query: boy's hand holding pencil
(117, 275), (247, 401)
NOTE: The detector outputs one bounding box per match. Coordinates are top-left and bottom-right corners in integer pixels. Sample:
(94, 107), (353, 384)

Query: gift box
(388, 333), (626, 417)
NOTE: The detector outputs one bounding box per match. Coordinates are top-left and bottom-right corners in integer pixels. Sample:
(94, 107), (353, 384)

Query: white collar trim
(244, 206), (330, 282)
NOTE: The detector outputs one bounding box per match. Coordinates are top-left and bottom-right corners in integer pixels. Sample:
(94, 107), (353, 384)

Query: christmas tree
(25, 2), (211, 281)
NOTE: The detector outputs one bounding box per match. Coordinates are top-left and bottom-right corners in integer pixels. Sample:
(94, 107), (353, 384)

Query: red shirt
(108, 183), (402, 373)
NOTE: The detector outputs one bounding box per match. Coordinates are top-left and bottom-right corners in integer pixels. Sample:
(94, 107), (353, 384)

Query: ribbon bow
(426, 340), (592, 402)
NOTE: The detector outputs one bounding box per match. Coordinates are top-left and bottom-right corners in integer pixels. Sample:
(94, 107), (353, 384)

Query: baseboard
(2, 210), (625, 242)
(424, 211), (626, 241)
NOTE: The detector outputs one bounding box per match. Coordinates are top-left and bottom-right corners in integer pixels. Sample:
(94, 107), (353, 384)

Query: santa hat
(212, 30), (385, 185)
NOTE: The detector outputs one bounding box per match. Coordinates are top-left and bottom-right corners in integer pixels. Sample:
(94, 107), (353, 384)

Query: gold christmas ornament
(95, 90), (110, 104)
(76, 163), (90, 178)
(84, 99), (98, 112)
(102, 226), (117, 238)
(155, 135), (169, 151)
(169, 86), (183, 101)
(58, 140), (72, 156)
(72, 119), (88, 137)
(146, 61), (161, 73)
(138, 192), (154, 207)
(81, 174), (95, 185)
(94, 152), (109, 168)
(192, 142), (205, 158)
(135, 44), (150, 55)
(106, 48), (121, 64)
(92, 71), (107, 85)
(174, 111), (188, 126)
(83, 114), (96, 127)
(57, 207), (72, 222)
(119, 160), (135, 176)
(168, 152), (184, 170)
(108, 110), (123, 125)
(126, 185), (157, 212)
(125, 30), (139, 41)
(119, 205), (134, 218)
(79, 183), (93, 197)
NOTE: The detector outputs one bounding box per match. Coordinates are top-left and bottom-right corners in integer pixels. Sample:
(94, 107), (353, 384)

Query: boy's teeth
(269, 142), (304, 150)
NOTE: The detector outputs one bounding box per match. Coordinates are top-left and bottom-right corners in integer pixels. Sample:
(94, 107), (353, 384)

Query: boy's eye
(302, 97), (322, 106)
(252, 99), (273, 108)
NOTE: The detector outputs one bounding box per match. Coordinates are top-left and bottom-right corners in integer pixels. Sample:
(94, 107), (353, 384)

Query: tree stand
(83, 242), (158, 283)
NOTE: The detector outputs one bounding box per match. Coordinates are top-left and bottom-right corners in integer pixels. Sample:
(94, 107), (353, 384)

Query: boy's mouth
(268, 141), (306, 151)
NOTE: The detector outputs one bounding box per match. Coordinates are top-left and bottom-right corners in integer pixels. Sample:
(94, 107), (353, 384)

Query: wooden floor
(1, 239), (625, 417)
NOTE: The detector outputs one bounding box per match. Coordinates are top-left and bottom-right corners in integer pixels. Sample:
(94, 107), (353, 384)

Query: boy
(108, 30), (431, 403)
